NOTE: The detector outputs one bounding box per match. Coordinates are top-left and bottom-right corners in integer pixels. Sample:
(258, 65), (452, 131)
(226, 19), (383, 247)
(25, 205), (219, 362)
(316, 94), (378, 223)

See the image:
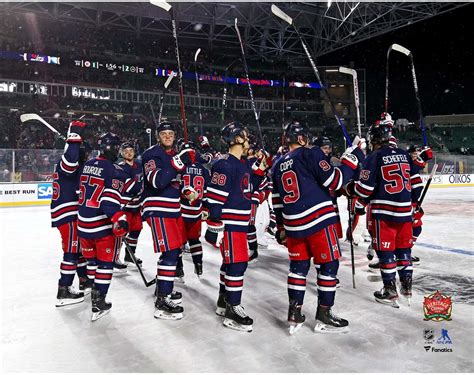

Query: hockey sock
(219, 263), (227, 294)
(288, 260), (310, 305)
(59, 252), (80, 287)
(94, 260), (114, 295)
(247, 225), (258, 252)
(76, 256), (87, 279)
(395, 248), (413, 280)
(86, 258), (97, 281)
(376, 251), (397, 284)
(189, 238), (203, 265)
(125, 230), (141, 253)
(224, 262), (248, 305)
(157, 249), (180, 296)
(317, 260), (339, 307)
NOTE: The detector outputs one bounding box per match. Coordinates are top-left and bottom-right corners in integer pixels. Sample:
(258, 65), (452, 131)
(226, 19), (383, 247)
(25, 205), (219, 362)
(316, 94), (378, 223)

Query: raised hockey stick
(150, 0), (189, 141)
(194, 48), (204, 135)
(271, 4), (352, 146)
(20, 113), (66, 141)
(234, 18), (265, 149)
(387, 43), (427, 146)
(123, 240), (156, 287)
(221, 59), (240, 124)
(417, 162), (438, 209)
(158, 73), (175, 124)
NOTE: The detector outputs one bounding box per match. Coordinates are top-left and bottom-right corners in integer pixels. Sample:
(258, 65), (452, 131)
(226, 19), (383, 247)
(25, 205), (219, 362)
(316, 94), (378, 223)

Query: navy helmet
(221, 121), (248, 145)
(156, 121), (177, 134)
(367, 123), (392, 146)
(97, 132), (121, 161)
(283, 121), (310, 145)
(312, 136), (332, 148)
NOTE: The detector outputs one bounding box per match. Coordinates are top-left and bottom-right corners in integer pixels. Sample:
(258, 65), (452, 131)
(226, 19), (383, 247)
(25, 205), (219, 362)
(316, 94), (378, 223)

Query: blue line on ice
(416, 242), (474, 256)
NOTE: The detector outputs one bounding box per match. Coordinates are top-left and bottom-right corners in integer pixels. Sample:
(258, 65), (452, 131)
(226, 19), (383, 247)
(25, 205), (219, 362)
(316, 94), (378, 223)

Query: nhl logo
(423, 291), (452, 321)
(423, 328), (434, 343)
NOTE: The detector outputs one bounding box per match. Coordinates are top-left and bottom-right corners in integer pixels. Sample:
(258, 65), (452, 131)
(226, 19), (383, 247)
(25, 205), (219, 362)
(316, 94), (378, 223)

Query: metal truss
(0, 2), (469, 62)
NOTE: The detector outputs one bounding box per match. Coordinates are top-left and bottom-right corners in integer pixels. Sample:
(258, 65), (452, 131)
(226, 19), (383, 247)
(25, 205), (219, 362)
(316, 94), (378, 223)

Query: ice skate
(56, 285), (85, 307)
(288, 300), (305, 335)
(314, 306), (349, 334)
(113, 260), (128, 274)
(124, 250), (143, 268)
(223, 304), (253, 332)
(154, 295), (184, 320)
(366, 244), (375, 261)
(400, 277), (412, 306)
(91, 289), (112, 321)
(374, 280), (400, 308)
(368, 260), (380, 273)
(411, 256), (420, 266)
(169, 290), (183, 304)
(79, 278), (93, 296)
(248, 249), (259, 264)
(175, 266), (185, 283)
(194, 263), (203, 277)
(216, 293), (226, 317)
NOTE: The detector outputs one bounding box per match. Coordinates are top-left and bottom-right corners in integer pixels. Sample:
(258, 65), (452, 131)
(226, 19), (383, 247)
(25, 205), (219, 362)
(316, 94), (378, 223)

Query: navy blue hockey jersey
(141, 145), (181, 219)
(354, 145), (419, 222)
(50, 142), (82, 227)
(204, 154), (263, 232)
(77, 157), (127, 239)
(272, 146), (357, 238)
(180, 162), (210, 222)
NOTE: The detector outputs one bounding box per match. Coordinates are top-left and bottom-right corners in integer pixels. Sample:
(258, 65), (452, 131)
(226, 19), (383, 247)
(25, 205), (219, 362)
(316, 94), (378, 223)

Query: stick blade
(20, 113), (40, 123)
(149, 0), (171, 12)
(164, 72), (175, 89)
(194, 48), (201, 62)
(338, 66), (356, 76)
(391, 43), (411, 56)
(271, 4), (293, 25)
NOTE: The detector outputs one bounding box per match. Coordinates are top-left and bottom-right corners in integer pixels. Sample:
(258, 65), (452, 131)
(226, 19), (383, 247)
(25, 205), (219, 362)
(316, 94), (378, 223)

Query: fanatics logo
(423, 291), (452, 321)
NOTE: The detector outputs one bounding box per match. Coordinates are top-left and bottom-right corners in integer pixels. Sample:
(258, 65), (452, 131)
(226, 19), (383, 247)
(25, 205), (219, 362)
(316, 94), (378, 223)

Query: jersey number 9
(282, 170), (300, 203)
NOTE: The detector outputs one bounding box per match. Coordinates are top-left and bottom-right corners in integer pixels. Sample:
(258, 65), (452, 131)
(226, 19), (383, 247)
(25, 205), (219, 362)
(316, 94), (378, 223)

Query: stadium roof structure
(1, 1), (469, 62)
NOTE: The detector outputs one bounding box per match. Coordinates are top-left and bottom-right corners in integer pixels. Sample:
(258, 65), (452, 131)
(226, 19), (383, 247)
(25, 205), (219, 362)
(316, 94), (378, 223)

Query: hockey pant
(219, 262), (248, 306)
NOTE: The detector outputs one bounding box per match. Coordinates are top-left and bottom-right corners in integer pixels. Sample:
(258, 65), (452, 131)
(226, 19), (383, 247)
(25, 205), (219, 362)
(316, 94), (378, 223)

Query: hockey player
(78, 132), (130, 321)
(178, 138), (210, 276)
(51, 120), (91, 306)
(117, 141), (144, 270)
(272, 121), (365, 334)
(350, 124), (424, 307)
(141, 121), (195, 320)
(203, 122), (268, 332)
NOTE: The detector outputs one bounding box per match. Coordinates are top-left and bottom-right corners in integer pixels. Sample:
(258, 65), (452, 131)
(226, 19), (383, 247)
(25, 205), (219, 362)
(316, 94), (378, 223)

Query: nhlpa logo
(436, 329), (452, 344)
(37, 183), (53, 199)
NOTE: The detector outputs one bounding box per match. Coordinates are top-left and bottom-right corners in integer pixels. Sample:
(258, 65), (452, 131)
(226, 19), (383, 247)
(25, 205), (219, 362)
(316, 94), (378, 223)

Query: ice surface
(1, 187), (473, 372)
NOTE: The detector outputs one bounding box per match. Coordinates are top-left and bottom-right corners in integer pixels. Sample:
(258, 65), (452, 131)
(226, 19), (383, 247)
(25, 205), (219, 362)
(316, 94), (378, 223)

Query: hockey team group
(50, 113), (433, 334)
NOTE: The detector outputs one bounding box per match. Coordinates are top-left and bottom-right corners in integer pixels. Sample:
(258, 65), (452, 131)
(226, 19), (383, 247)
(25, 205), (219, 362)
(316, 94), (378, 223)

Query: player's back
(272, 146), (337, 238)
(180, 162), (210, 221)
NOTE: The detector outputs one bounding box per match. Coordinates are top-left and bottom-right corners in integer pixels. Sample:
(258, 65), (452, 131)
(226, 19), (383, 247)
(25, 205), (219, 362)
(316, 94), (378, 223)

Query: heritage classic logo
(423, 291), (452, 321)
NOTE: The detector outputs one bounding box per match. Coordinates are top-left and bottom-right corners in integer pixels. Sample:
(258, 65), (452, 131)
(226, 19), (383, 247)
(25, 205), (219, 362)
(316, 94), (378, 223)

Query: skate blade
(223, 318), (252, 332)
(375, 298), (400, 308)
(80, 288), (92, 296)
(153, 310), (183, 320)
(289, 322), (303, 335)
(401, 295), (412, 306)
(91, 309), (110, 321)
(215, 307), (226, 317)
(314, 322), (348, 334)
(55, 297), (85, 307)
(113, 268), (128, 274)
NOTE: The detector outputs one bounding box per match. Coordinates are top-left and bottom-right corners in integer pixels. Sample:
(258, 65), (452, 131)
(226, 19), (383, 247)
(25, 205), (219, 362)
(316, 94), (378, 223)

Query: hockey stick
(123, 240), (156, 287)
(417, 162), (438, 209)
(234, 18), (265, 149)
(150, 0), (188, 141)
(194, 48), (204, 135)
(158, 73), (175, 124)
(271, 4), (352, 146)
(221, 59), (240, 124)
(20, 113), (66, 141)
(387, 43), (427, 146)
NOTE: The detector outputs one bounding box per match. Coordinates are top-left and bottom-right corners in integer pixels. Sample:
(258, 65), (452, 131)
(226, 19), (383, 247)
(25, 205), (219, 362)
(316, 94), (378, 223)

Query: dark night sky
(319, 3), (474, 122)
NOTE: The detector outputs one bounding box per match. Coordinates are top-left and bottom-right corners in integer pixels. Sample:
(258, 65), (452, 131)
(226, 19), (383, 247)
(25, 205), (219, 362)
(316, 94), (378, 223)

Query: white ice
(1, 187), (473, 372)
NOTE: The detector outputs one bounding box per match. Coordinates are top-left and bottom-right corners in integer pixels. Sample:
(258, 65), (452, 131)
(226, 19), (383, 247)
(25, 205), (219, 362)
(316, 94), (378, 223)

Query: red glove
(67, 120), (87, 143)
(111, 211), (129, 237)
(205, 220), (224, 248)
(419, 146), (433, 162)
(181, 185), (199, 203)
(198, 135), (210, 149)
(171, 147), (196, 171)
(413, 204), (424, 227)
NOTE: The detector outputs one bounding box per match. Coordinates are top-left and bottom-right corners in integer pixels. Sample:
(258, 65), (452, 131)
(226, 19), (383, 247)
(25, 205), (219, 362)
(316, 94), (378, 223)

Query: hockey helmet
(97, 132), (121, 161)
(283, 121), (311, 145)
(156, 121), (177, 135)
(120, 141), (135, 152)
(312, 136), (332, 148)
(407, 144), (421, 154)
(367, 123), (392, 147)
(221, 121), (249, 146)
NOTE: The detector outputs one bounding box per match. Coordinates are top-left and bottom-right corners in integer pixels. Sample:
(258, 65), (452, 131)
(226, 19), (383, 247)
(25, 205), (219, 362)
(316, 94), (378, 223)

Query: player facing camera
(155, 121), (177, 150)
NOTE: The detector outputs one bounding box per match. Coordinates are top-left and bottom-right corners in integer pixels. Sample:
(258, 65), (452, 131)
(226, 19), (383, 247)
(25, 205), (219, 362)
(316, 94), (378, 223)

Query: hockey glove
(252, 149), (272, 176)
(171, 147), (196, 171)
(275, 225), (287, 246)
(111, 211), (129, 237)
(198, 135), (210, 149)
(182, 185), (199, 203)
(205, 220), (224, 248)
(201, 208), (209, 221)
(342, 180), (357, 198)
(419, 146), (433, 162)
(201, 152), (213, 165)
(67, 120), (87, 143)
(354, 200), (366, 216)
(413, 205), (424, 227)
